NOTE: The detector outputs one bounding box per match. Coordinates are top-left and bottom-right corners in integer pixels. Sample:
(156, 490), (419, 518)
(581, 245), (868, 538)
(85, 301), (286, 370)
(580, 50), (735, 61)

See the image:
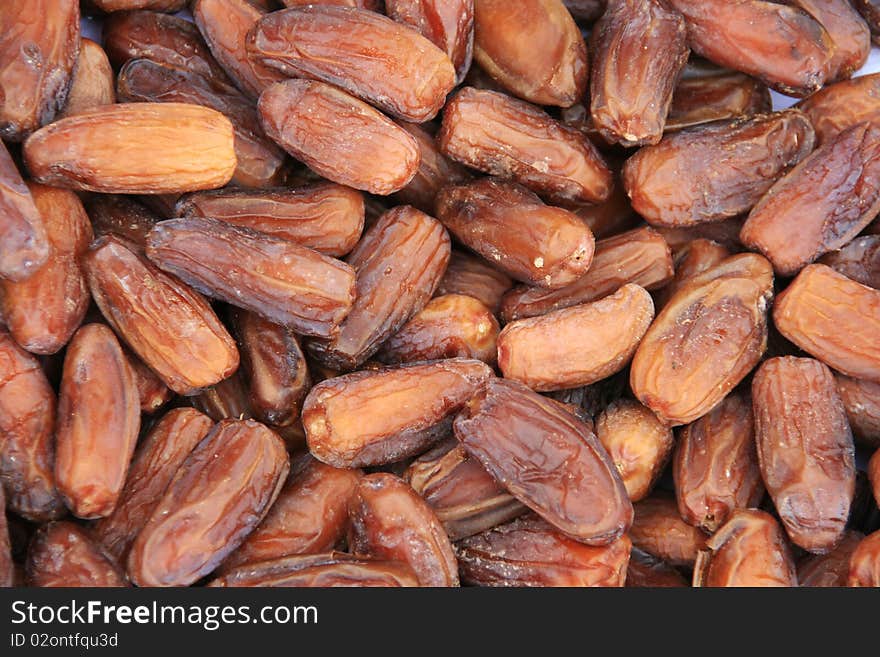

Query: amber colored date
(0, 331), (64, 521)
(798, 531), (865, 587)
(348, 473), (459, 587)
(454, 378), (632, 545)
(1, 183), (92, 354)
(0, 141), (49, 282)
(85, 194), (160, 250)
(798, 73), (880, 145)
(83, 235), (239, 396)
(223, 456), (362, 570)
(499, 226), (673, 322)
(126, 350), (173, 414)
(819, 235), (880, 290)
(498, 284), (654, 391)
(673, 392), (763, 533)
(60, 38), (115, 118)
(435, 250), (513, 315)
(655, 238), (730, 308)
(693, 509), (796, 587)
(835, 373), (880, 448)
(567, 182), (639, 239)
(457, 515), (631, 587)
(248, 6), (456, 122)
(626, 548), (688, 588)
(595, 399), (673, 503)
(308, 206), (450, 371)
(773, 264), (880, 383)
(26, 522), (127, 588)
(439, 87), (612, 204)
(472, 0), (587, 107)
(848, 530), (880, 586)
(190, 371), (253, 422)
(630, 494), (706, 567)
(589, 0), (688, 147)
(631, 254), (773, 425)
(303, 358), (492, 468)
(665, 71), (771, 133)
(0, 0), (79, 141)
(788, 0), (871, 82)
(623, 110), (815, 227)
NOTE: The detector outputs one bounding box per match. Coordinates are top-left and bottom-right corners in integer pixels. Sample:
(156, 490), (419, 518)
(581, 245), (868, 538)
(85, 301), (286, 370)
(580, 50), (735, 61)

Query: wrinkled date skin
(798, 73), (880, 145)
(835, 373), (880, 448)
(655, 238), (731, 308)
(820, 235), (880, 290)
(595, 399), (674, 503)
(454, 378), (633, 545)
(0, 331), (64, 521)
(664, 71), (772, 133)
(259, 79), (420, 195)
(788, 0), (871, 82)
(60, 38), (115, 118)
(435, 250), (513, 315)
(55, 324), (141, 520)
(589, 0), (689, 147)
(378, 294), (499, 366)
(85, 194), (160, 249)
(457, 515), (631, 587)
(0, 141), (49, 282)
(626, 548), (689, 588)
(500, 226), (673, 322)
(303, 358), (493, 468)
(0, 488), (11, 587)
(308, 206), (450, 371)
(436, 178), (594, 289)
(128, 419), (289, 587)
(472, 0), (587, 107)
(83, 236), (240, 396)
(673, 392), (763, 533)
(248, 6), (456, 122)
(752, 357), (855, 553)
(1, 183), (92, 354)
(0, 0), (80, 141)
(498, 284), (653, 391)
(439, 87), (612, 204)
(693, 509), (797, 587)
(26, 522), (127, 588)
(631, 254), (774, 426)
(348, 473), (459, 587)
(178, 184), (364, 258)
(798, 531), (865, 587)
(210, 552), (418, 587)
(741, 123), (880, 276)
(404, 438), (526, 540)
(146, 216), (356, 339)
(386, 0), (474, 83)
(848, 530), (880, 586)
(23, 103), (237, 194)
(667, 0), (832, 97)
(93, 408), (214, 562)
(774, 264), (880, 383)
(117, 58), (286, 189)
(223, 456), (362, 570)
(630, 494), (707, 567)
(623, 110), (815, 227)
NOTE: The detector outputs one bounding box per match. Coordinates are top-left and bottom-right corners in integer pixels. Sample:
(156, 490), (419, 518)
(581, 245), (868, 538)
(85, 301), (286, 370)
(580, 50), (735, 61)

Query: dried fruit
(85, 194), (160, 249)
(0, 141), (49, 282)
(59, 38), (115, 118)
(853, 0), (880, 42)
(127, 350), (173, 414)
(819, 235), (880, 290)
(630, 494), (706, 567)
(798, 531), (865, 587)
(835, 373), (880, 448)
(665, 71), (771, 133)
(0, 487), (13, 587)
(848, 530), (880, 587)
(27, 522), (127, 588)
(94, 1), (188, 11)
(567, 182), (639, 239)
(797, 73), (880, 145)
(435, 250), (513, 314)
(655, 238), (730, 308)
(787, 0), (871, 82)
(625, 548), (688, 587)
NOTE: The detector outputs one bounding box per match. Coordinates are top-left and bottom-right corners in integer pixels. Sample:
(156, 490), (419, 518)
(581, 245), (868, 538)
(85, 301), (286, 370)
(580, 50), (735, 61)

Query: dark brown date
(819, 235), (880, 290)
(0, 140), (49, 282)
(85, 194), (160, 250)
(630, 494), (706, 567)
(435, 250), (513, 315)
(625, 548), (689, 587)
(27, 522), (127, 588)
(854, 0), (880, 43)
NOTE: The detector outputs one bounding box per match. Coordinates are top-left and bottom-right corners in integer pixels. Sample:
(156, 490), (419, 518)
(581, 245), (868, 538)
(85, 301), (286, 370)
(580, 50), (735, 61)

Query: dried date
(819, 235), (880, 290)
(435, 250), (513, 315)
(27, 522), (127, 588)
(798, 73), (880, 145)
(59, 38), (115, 118)
(0, 141), (49, 282)
(835, 373), (880, 448)
(629, 494), (706, 567)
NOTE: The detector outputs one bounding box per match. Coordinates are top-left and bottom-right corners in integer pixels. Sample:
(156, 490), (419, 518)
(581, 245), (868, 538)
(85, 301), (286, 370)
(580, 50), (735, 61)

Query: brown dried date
(248, 6), (456, 122)
(348, 473), (459, 586)
(752, 357), (855, 553)
(798, 531), (865, 587)
(457, 515), (631, 587)
(59, 38), (115, 118)
(623, 110), (815, 227)
(259, 79), (420, 195)
(654, 217), (745, 256)
(655, 238), (730, 308)
(625, 548), (688, 588)
(499, 226), (673, 322)
(85, 194), (160, 250)
(630, 494), (706, 567)
(435, 250), (513, 315)
(848, 530), (880, 586)
(303, 358), (492, 468)
(630, 253), (774, 426)
(83, 235), (239, 395)
(787, 0), (871, 82)
(307, 206), (450, 370)
(664, 71), (772, 133)
(0, 0), (79, 141)
(126, 350), (173, 414)
(146, 216), (356, 338)
(853, 1), (880, 42)
(819, 235), (880, 290)
(1, 183), (92, 354)
(55, 324), (140, 519)
(472, 0), (587, 107)
(454, 378), (632, 545)
(498, 284), (654, 391)
(0, 487), (11, 587)
(773, 264), (880, 383)
(190, 370), (253, 422)
(798, 73), (880, 145)
(128, 419), (289, 587)
(673, 392), (763, 533)
(835, 373), (880, 448)
(693, 509), (796, 587)
(439, 87), (612, 204)
(26, 522), (127, 588)
(567, 182), (639, 239)
(589, 0), (688, 147)
(0, 141), (49, 282)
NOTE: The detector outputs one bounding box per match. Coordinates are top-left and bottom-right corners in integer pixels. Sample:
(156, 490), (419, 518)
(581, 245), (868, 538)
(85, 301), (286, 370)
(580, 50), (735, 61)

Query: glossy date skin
(27, 522), (127, 588)
(60, 38), (115, 118)
(439, 87), (612, 204)
(819, 235), (880, 290)
(349, 473), (459, 587)
(457, 515), (631, 587)
(630, 494), (706, 567)
(752, 357), (855, 553)
(303, 358), (493, 468)
(248, 6), (456, 122)
(128, 419), (289, 587)
(693, 509), (797, 587)
(454, 378), (632, 545)
(835, 373), (880, 448)
(655, 238), (730, 308)
(625, 548), (688, 587)
(664, 71), (772, 133)
(787, 0), (871, 82)
(798, 531), (864, 587)
(798, 73), (880, 145)
(848, 530), (880, 586)
(435, 250), (513, 314)
(190, 371), (253, 422)
(623, 110), (815, 228)
(83, 235), (240, 396)
(773, 264), (880, 383)
(0, 141), (49, 282)
(589, 0), (688, 147)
